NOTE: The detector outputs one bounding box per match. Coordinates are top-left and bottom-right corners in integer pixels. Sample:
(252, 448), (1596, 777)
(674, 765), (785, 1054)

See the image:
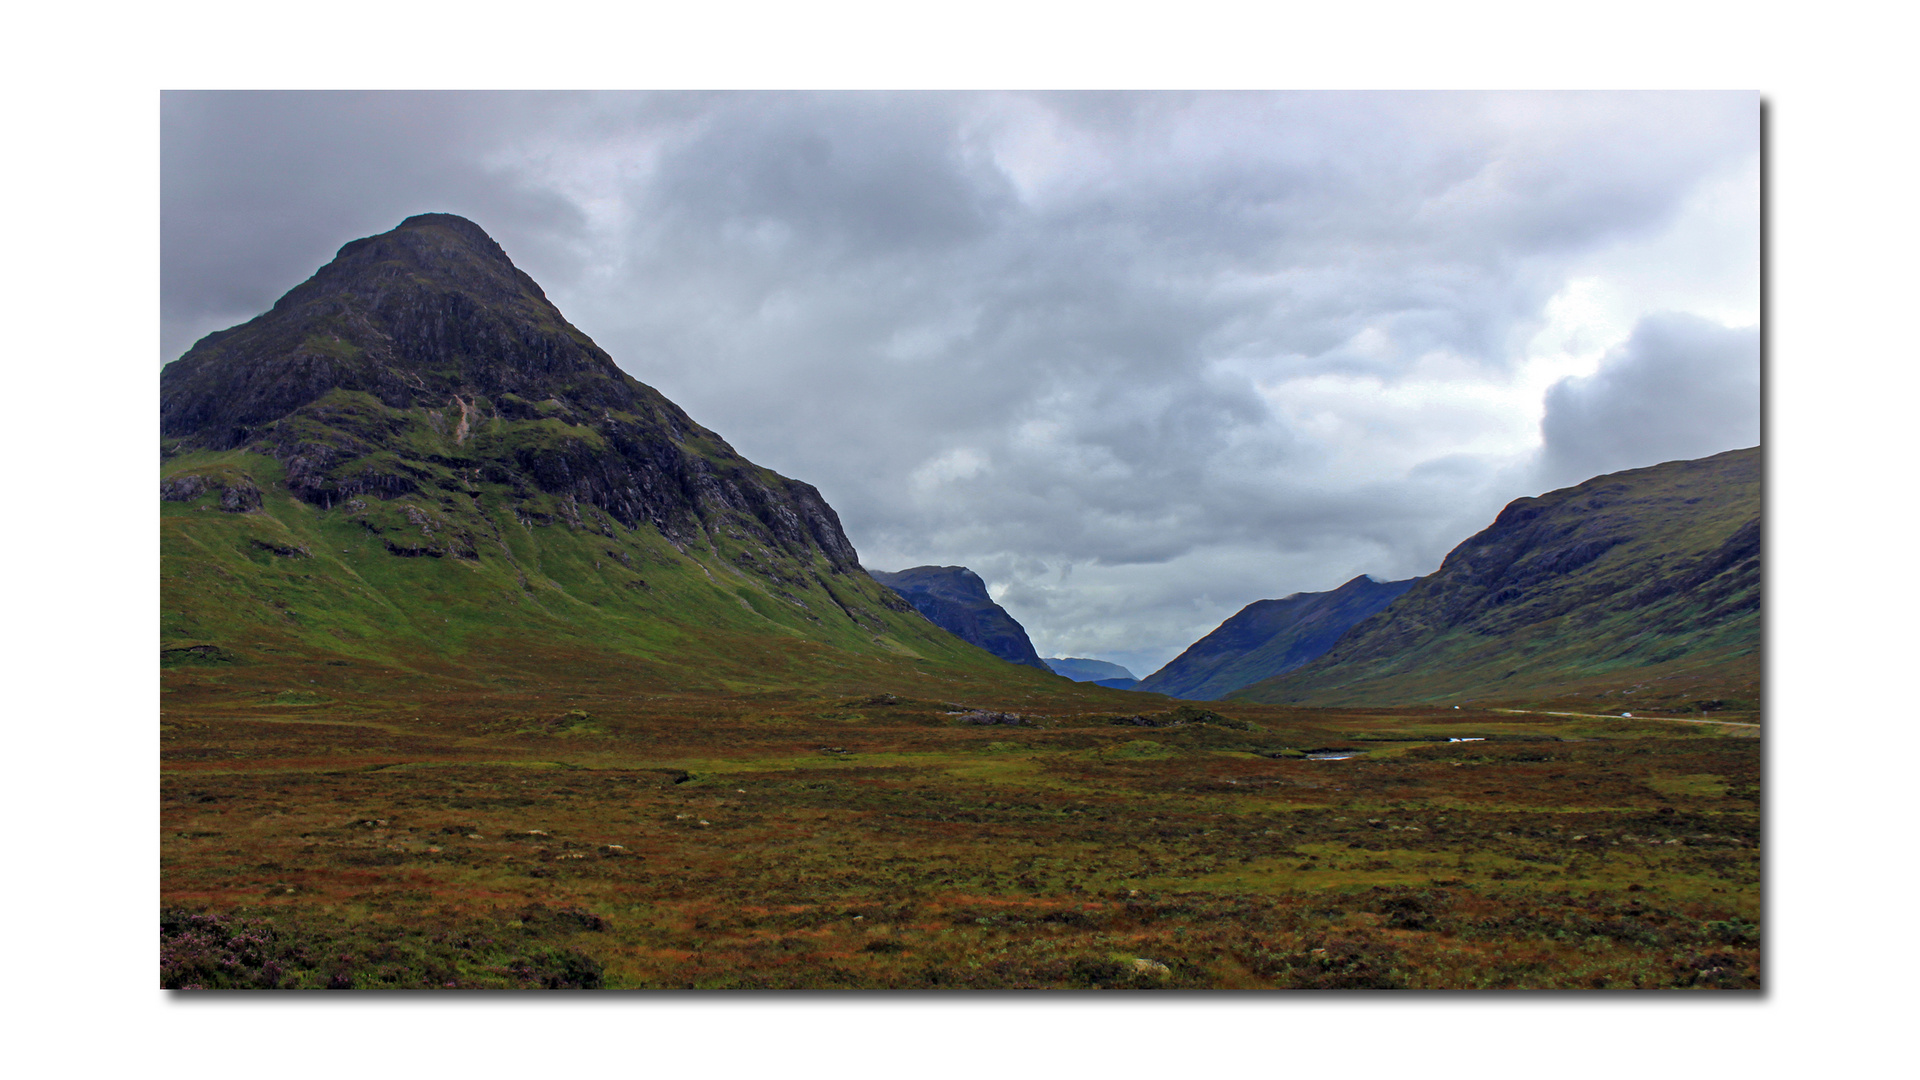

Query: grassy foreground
(162, 673), (1759, 990)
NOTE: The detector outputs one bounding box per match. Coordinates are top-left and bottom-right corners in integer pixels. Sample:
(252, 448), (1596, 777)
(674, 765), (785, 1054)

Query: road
(1490, 708), (1760, 729)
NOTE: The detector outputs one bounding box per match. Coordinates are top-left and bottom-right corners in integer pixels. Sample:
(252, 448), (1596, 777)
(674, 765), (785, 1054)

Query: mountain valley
(160, 215), (1761, 991)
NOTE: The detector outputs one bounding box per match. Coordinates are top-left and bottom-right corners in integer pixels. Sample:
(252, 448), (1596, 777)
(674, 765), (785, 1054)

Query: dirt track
(1493, 708), (1760, 729)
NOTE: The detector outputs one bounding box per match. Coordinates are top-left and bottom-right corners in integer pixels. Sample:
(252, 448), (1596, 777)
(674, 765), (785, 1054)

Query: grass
(162, 679), (1760, 990)
(160, 439), (1044, 697)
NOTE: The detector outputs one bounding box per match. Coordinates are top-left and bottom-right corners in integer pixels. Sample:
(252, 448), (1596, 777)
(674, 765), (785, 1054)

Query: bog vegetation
(163, 669), (1758, 989)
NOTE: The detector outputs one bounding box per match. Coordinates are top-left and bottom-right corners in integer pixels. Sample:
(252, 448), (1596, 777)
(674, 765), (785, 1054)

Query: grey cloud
(160, 91), (1757, 672)
(1537, 312), (1760, 489)
(646, 93), (1016, 257)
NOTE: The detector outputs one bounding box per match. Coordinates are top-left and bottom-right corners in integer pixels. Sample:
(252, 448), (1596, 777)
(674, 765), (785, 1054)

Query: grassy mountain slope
(160, 441), (1039, 697)
(1137, 575), (1418, 700)
(159, 214), (1055, 696)
(1229, 448), (1760, 712)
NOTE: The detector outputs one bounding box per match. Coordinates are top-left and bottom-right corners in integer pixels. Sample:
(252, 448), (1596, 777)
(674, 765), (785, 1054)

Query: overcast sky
(161, 90), (1759, 675)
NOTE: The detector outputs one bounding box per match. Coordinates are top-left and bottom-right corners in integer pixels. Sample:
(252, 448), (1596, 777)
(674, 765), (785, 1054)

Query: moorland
(162, 666), (1758, 990)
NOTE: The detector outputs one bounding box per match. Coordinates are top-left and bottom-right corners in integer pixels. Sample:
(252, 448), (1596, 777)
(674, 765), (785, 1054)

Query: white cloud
(1538, 312), (1760, 489)
(908, 446), (992, 500)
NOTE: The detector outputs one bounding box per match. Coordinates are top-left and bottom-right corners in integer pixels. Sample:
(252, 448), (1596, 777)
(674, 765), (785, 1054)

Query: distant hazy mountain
(870, 567), (1052, 671)
(1136, 575), (1419, 700)
(1043, 657), (1140, 691)
(1044, 657), (1138, 683)
(1230, 447), (1760, 709)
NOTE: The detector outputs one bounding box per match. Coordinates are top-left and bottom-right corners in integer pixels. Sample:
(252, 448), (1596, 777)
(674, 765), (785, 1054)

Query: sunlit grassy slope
(161, 437), (1073, 699)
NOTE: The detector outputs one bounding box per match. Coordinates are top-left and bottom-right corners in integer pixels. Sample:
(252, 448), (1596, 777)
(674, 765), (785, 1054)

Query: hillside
(1229, 447), (1760, 711)
(160, 214), (1058, 696)
(1137, 575), (1418, 700)
(869, 567), (1052, 672)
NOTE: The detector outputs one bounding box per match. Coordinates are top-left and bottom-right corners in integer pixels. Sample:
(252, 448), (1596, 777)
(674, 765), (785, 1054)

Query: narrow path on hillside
(1490, 708), (1760, 729)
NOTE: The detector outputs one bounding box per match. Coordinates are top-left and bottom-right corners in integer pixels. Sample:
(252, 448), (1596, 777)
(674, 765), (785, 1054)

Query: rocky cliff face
(1137, 574), (1418, 700)
(870, 567), (1053, 672)
(1230, 447), (1761, 708)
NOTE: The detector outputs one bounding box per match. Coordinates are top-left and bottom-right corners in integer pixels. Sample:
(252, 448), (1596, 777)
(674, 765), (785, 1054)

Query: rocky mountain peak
(160, 214), (867, 574)
(163, 214), (646, 451)
(285, 213), (545, 313)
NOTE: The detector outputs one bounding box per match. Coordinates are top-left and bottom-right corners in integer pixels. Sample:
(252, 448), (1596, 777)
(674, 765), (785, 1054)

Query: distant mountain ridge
(1138, 575), (1419, 700)
(870, 567), (1052, 671)
(1043, 658), (1137, 683)
(1230, 447), (1760, 709)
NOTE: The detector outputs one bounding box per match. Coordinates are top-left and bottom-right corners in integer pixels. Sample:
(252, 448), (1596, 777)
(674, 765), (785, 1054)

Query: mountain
(1045, 658), (1141, 691)
(1229, 447), (1760, 710)
(160, 214), (1038, 692)
(869, 567), (1052, 671)
(1136, 575), (1419, 700)
(1043, 657), (1138, 683)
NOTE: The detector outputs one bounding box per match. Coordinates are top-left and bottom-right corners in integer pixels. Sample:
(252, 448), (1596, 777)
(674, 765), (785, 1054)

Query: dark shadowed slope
(1137, 575), (1419, 700)
(160, 214), (1047, 693)
(1230, 447), (1760, 710)
(870, 567), (1053, 672)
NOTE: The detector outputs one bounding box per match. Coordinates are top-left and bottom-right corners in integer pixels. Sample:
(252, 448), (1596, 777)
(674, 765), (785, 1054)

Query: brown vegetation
(163, 669), (1759, 989)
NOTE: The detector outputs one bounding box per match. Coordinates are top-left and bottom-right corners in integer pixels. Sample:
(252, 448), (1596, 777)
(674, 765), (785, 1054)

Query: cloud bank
(162, 91), (1760, 674)
(1538, 313), (1761, 489)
